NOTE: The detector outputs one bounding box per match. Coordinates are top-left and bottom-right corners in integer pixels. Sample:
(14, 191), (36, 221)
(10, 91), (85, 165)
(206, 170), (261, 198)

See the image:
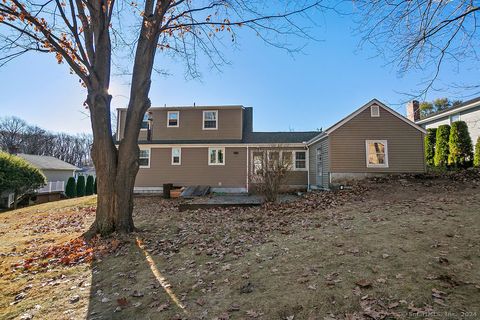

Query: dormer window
(371, 105), (380, 117)
(203, 110), (218, 130)
(167, 111), (179, 127)
(141, 113), (149, 129)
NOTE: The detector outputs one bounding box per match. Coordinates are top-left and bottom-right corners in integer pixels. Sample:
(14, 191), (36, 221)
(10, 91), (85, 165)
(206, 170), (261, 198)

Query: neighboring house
(407, 96), (480, 148)
(116, 99), (426, 192)
(76, 166), (96, 179)
(17, 154), (78, 204)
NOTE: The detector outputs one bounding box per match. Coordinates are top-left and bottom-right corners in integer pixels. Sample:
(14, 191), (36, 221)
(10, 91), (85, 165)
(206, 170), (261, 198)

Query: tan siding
(135, 147), (247, 188)
(248, 147), (308, 186)
(329, 106), (425, 173)
(117, 107), (243, 141)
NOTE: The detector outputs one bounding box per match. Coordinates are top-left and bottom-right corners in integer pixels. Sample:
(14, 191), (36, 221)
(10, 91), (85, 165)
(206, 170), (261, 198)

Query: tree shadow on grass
(86, 235), (188, 320)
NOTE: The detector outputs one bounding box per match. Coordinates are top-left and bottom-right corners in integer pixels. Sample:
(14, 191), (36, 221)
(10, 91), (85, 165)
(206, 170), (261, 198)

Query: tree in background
(76, 176), (86, 197)
(448, 121), (473, 168)
(85, 175), (94, 196)
(474, 138), (480, 168)
(93, 177), (97, 195)
(434, 125), (451, 167)
(433, 98), (451, 112)
(65, 177), (76, 198)
(419, 102), (434, 119)
(0, 0), (324, 235)
(451, 100), (464, 108)
(354, 1), (480, 95)
(424, 128), (437, 167)
(0, 116), (92, 167)
(0, 152), (46, 208)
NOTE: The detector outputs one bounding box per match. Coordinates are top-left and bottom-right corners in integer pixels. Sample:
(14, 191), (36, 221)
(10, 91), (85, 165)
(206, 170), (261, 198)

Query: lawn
(1, 172), (480, 320)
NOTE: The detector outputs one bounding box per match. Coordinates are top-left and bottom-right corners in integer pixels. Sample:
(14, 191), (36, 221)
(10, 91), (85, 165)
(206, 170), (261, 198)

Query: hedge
(85, 175), (94, 196)
(474, 137), (480, 168)
(424, 128), (436, 167)
(65, 177), (76, 198)
(434, 124), (450, 167)
(76, 175), (86, 197)
(94, 177), (97, 194)
(448, 121), (473, 168)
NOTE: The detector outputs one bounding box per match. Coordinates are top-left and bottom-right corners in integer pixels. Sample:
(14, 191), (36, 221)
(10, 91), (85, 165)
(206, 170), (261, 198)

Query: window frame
(365, 139), (389, 168)
(140, 113), (150, 130)
(167, 111), (179, 128)
(208, 147), (225, 165)
(371, 105), (380, 117)
(293, 150), (308, 171)
(139, 148), (151, 168)
(450, 114), (460, 124)
(171, 147), (181, 165)
(202, 110), (218, 130)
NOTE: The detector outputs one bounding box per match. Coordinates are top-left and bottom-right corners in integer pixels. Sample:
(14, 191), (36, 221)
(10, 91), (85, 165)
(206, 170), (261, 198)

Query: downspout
(246, 146), (249, 193)
(305, 142), (310, 191)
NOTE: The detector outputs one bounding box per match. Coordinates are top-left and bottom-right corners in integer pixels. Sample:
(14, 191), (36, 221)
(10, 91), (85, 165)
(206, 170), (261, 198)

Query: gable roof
(307, 99), (427, 145)
(17, 154), (79, 171)
(416, 96), (480, 124)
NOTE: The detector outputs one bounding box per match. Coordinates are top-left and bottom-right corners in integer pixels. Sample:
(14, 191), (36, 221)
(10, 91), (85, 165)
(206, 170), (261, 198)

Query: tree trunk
(86, 92), (139, 236)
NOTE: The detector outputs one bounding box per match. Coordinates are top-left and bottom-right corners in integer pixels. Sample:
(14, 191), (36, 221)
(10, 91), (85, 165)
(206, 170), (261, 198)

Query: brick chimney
(406, 100), (420, 122)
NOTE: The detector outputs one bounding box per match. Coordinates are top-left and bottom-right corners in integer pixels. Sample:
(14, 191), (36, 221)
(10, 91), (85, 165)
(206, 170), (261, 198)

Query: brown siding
(329, 106), (425, 173)
(117, 107), (243, 141)
(248, 147), (308, 186)
(135, 147), (247, 188)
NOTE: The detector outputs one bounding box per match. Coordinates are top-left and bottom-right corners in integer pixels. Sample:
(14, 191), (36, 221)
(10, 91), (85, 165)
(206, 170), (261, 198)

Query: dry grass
(1, 175), (480, 320)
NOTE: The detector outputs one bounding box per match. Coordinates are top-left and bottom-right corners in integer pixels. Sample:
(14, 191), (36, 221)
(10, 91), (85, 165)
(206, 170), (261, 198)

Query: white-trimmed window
(167, 111), (179, 127)
(208, 147), (224, 165)
(294, 151), (307, 170)
(139, 149), (150, 168)
(366, 140), (388, 168)
(252, 151), (264, 174)
(203, 110), (218, 130)
(171, 147), (181, 165)
(371, 105), (380, 117)
(141, 113), (149, 130)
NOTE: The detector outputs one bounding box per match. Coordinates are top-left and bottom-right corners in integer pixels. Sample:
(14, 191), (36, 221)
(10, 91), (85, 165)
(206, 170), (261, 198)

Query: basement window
(139, 149), (150, 168)
(371, 105), (380, 117)
(366, 140), (388, 168)
(167, 111), (179, 127)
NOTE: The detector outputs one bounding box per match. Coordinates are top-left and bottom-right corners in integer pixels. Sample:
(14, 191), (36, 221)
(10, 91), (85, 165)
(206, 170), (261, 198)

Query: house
(116, 99), (426, 193)
(17, 154), (78, 204)
(407, 96), (480, 147)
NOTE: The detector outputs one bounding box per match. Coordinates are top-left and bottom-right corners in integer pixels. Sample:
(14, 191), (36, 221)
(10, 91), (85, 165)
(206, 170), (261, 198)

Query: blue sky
(0, 6), (478, 134)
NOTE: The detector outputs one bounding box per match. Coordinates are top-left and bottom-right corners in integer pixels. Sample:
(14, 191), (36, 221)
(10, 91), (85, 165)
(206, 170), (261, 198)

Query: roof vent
(371, 105), (380, 117)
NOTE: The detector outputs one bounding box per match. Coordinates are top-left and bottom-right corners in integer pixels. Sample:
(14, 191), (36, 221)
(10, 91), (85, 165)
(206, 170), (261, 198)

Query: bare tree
(353, 0), (480, 96)
(0, 116), (28, 153)
(0, 0), (325, 235)
(250, 148), (292, 202)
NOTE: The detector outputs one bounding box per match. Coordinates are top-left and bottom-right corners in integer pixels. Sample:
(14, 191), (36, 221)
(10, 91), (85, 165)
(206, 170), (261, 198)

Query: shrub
(94, 177), (97, 194)
(65, 177), (76, 198)
(434, 124), (450, 167)
(85, 175), (94, 196)
(76, 175), (86, 197)
(424, 128), (436, 167)
(474, 137), (480, 168)
(250, 149), (291, 202)
(448, 121), (473, 168)
(0, 152), (46, 208)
